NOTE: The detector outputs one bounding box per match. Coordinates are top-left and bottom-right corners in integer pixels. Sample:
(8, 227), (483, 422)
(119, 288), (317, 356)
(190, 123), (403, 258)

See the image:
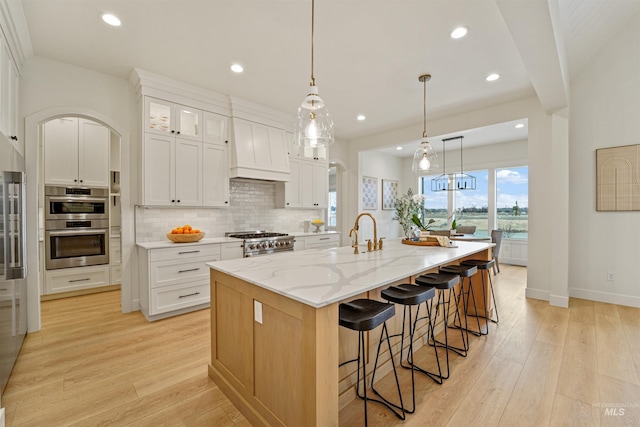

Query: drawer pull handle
(319, 237), (330, 240)
(178, 268), (200, 273)
(178, 250), (201, 255)
(178, 291), (200, 299)
(68, 278), (90, 283)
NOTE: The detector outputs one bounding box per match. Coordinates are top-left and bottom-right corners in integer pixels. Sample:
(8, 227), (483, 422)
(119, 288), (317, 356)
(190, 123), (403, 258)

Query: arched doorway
(24, 108), (131, 332)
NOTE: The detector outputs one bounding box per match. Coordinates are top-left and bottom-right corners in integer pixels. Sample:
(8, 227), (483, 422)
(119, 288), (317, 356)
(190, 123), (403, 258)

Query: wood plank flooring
(2, 265), (639, 426)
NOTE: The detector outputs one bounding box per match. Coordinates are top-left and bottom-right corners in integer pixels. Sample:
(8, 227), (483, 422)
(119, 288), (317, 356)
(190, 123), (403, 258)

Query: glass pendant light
(411, 74), (438, 174)
(294, 0), (334, 149)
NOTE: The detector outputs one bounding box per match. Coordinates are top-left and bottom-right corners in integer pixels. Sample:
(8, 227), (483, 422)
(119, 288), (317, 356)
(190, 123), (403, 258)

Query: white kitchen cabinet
(275, 158), (301, 208)
(220, 241), (244, 260)
(276, 158), (328, 209)
(294, 233), (340, 251)
(203, 111), (228, 145)
(44, 265), (110, 294)
(0, 36), (18, 148)
(145, 97), (202, 141)
(138, 243), (220, 321)
(202, 142), (229, 207)
(44, 117), (110, 187)
(142, 133), (202, 206)
(230, 118), (290, 181)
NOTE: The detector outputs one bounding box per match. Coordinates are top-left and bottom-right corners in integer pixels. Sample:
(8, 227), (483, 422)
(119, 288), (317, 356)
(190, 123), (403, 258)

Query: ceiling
(19, 0), (640, 152)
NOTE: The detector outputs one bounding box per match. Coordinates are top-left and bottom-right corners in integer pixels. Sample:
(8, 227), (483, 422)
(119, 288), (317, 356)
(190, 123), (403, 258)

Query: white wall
(21, 56), (130, 130)
(568, 13), (640, 307)
(355, 150), (405, 241)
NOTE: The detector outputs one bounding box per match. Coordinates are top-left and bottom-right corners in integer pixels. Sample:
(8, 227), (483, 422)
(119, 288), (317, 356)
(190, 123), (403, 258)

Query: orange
(176, 228), (184, 234)
(171, 228), (179, 234)
(183, 224), (192, 231)
(192, 229), (200, 234)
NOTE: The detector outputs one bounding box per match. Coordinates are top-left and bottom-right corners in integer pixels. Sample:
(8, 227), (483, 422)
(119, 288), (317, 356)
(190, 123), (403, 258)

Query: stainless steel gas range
(225, 231), (294, 257)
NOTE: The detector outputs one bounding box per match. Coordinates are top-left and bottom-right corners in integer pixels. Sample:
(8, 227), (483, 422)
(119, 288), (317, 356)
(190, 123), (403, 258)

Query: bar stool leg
(408, 300), (443, 385)
(427, 288), (467, 380)
(369, 323), (405, 420)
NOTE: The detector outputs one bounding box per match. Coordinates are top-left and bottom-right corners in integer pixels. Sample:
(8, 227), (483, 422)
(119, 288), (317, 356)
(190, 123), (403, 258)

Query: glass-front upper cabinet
(202, 111), (227, 145)
(144, 97), (202, 141)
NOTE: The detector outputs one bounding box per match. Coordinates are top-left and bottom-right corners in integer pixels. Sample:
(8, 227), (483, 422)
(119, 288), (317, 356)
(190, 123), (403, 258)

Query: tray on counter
(401, 238), (440, 246)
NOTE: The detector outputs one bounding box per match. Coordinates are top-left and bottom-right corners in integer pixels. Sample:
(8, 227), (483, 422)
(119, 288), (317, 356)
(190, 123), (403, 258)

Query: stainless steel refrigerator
(0, 140), (27, 397)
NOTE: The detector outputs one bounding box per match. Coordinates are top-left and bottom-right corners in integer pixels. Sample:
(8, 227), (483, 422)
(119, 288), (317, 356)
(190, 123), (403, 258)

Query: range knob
(249, 244), (256, 250)
(269, 242), (274, 248)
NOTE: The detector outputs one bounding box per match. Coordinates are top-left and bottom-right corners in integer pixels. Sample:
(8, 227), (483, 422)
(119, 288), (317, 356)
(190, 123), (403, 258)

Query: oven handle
(46, 196), (108, 203)
(47, 228), (108, 236)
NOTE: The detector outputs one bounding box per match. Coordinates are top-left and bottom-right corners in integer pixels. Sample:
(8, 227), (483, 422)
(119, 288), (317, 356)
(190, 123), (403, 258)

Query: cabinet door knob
(176, 131), (181, 135)
(225, 201), (228, 204)
(177, 200), (181, 203)
(171, 199), (175, 202)
(10, 135), (17, 141)
(171, 130), (175, 133)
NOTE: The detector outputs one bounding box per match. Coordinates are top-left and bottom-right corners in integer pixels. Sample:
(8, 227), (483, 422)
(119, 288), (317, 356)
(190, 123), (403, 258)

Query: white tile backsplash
(135, 180), (324, 242)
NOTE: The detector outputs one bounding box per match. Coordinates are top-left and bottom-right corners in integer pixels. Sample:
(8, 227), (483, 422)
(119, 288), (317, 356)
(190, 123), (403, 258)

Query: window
(455, 169), (488, 237)
(420, 175), (448, 229)
(496, 166), (528, 239)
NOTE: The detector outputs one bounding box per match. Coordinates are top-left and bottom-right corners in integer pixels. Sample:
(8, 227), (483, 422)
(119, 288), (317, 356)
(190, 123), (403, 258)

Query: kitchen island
(207, 238), (493, 426)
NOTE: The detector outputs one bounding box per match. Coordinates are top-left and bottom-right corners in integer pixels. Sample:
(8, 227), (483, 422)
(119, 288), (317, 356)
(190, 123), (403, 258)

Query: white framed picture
(362, 176), (377, 210)
(382, 179), (399, 210)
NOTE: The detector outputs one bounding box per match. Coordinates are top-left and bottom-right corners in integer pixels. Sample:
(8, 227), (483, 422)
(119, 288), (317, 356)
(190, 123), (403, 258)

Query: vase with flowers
(393, 188), (435, 239)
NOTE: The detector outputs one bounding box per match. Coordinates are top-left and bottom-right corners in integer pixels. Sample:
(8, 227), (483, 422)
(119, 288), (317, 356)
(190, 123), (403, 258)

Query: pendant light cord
(423, 78), (427, 138)
(310, 0), (316, 86)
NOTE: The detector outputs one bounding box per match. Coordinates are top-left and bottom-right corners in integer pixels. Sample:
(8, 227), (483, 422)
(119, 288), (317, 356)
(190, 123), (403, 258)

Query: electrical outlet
(254, 300), (263, 324)
(607, 272), (615, 281)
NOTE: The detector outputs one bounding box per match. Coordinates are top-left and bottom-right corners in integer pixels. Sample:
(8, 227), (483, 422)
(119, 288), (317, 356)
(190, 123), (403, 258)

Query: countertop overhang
(207, 238), (494, 308)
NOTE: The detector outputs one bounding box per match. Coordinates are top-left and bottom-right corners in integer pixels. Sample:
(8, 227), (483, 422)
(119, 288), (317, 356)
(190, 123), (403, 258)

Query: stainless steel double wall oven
(44, 186), (109, 270)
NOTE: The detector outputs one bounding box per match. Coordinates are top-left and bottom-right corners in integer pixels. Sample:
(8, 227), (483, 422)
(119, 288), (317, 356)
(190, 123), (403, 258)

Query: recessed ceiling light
(101, 13), (121, 27)
(230, 64), (244, 73)
(396, 146), (403, 151)
(357, 115), (366, 121)
(515, 123), (525, 129)
(486, 73), (500, 82)
(450, 27), (468, 39)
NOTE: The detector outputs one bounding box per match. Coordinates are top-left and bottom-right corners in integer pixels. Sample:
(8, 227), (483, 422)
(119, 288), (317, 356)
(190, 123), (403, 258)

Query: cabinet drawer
(150, 282), (210, 315)
(45, 266), (110, 294)
(150, 258), (213, 289)
(149, 244), (220, 262)
(305, 234), (340, 249)
(110, 238), (121, 265)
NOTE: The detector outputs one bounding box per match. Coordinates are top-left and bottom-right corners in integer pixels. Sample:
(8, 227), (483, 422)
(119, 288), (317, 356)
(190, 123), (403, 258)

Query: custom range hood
(229, 97), (292, 182)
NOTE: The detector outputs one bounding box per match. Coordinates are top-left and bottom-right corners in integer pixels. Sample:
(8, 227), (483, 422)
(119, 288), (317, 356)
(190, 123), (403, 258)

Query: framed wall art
(382, 179), (399, 210)
(596, 144), (640, 211)
(362, 176), (377, 210)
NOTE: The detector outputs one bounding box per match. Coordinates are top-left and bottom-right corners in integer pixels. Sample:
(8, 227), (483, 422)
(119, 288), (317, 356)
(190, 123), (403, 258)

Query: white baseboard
(570, 288), (640, 308)
(525, 287), (550, 301)
(502, 258), (527, 267)
(549, 294), (569, 308)
(1, 407), (5, 427)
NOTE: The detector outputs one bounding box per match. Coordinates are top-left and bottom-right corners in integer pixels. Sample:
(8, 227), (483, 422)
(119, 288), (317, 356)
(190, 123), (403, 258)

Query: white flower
(412, 193), (425, 203)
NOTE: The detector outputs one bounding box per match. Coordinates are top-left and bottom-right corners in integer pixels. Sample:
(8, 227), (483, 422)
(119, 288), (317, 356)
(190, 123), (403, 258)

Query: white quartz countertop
(136, 237), (242, 249)
(207, 238), (493, 308)
(136, 231), (339, 249)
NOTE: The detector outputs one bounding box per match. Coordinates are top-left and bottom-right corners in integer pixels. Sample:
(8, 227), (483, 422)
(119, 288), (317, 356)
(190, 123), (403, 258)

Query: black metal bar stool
(414, 272), (462, 380)
(461, 259), (499, 326)
(338, 299), (405, 426)
(439, 264), (482, 338)
(375, 284), (441, 414)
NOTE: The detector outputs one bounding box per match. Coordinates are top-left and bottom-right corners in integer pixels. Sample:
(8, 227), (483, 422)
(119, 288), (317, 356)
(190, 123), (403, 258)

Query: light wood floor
(3, 265), (639, 426)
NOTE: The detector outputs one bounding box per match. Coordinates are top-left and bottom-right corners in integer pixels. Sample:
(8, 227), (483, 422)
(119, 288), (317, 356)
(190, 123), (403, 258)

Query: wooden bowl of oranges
(166, 224), (204, 243)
